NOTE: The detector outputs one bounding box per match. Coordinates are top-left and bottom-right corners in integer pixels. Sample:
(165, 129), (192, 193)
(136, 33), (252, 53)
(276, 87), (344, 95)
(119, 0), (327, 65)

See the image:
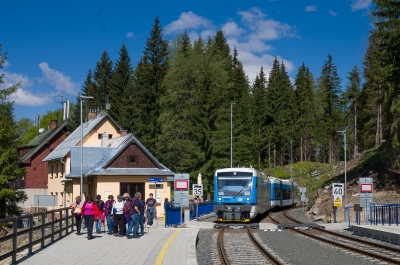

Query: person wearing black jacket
(95, 195), (105, 234)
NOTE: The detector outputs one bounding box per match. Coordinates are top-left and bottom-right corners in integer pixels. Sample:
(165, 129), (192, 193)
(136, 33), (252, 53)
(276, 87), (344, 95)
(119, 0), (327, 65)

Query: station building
(42, 112), (174, 217)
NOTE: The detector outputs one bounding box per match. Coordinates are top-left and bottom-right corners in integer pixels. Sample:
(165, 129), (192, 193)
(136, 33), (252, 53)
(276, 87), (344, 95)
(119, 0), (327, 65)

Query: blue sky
(1, 0), (373, 121)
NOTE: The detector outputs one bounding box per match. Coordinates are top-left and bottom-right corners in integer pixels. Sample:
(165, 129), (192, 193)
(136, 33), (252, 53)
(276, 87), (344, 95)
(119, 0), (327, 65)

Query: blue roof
(66, 133), (174, 178)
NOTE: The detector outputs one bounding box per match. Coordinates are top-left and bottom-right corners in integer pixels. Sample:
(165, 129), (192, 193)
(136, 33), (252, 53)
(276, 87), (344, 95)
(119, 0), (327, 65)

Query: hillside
(264, 146), (400, 222)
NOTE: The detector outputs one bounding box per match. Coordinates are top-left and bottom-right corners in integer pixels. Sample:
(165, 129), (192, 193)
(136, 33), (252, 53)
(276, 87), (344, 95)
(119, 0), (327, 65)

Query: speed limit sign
(193, 184), (203, 197)
(332, 183), (344, 196)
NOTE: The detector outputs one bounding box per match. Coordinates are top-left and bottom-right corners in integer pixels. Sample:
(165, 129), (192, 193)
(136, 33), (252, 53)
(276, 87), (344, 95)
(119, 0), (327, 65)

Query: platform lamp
(230, 102), (236, 168)
(337, 129), (347, 208)
(80, 95), (94, 199)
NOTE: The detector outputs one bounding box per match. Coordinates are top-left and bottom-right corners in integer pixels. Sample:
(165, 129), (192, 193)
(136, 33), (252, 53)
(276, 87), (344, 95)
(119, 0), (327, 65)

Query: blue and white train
(214, 167), (297, 222)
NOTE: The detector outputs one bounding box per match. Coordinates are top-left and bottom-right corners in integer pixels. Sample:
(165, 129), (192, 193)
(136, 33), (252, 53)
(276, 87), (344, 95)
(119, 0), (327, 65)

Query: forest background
(1, 1), (399, 214)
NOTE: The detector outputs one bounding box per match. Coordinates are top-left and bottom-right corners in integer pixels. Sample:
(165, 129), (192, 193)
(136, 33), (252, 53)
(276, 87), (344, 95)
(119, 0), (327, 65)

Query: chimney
(50, 120), (58, 130)
(120, 130), (127, 136)
(101, 132), (108, 147)
(87, 111), (97, 121)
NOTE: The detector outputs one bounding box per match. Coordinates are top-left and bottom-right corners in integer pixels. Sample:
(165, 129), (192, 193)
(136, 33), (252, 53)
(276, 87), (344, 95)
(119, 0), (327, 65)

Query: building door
(120, 183), (144, 198)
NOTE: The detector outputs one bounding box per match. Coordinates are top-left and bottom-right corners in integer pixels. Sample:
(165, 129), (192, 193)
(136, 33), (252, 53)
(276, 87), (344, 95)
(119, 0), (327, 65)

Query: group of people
(70, 192), (158, 240)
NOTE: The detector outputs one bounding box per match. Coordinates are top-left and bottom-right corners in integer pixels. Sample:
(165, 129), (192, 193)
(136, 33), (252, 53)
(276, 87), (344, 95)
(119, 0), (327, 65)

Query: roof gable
(43, 114), (121, 162)
(19, 122), (69, 163)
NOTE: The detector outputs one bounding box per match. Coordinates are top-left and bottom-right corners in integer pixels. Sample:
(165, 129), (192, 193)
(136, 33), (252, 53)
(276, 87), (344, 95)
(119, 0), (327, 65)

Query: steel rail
(280, 209), (400, 264)
(282, 209), (400, 255)
(217, 227), (231, 265)
(246, 227), (285, 265)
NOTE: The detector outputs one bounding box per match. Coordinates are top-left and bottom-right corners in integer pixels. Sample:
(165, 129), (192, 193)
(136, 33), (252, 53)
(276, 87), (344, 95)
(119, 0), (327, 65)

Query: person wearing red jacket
(81, 195), (99, 240)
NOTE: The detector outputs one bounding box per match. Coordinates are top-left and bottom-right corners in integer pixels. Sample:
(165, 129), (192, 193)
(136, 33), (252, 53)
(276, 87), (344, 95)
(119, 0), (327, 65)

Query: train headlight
(218, 197), (221, 201)
(246, 197), (249, 201)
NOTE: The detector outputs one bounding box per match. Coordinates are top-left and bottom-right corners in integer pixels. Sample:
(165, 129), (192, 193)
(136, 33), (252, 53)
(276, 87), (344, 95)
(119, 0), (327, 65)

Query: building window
(108, 134), (113, 139)
(61, 163), (64, 178)
(51, 165), (54, 178)
(98, 134), (102, 139)
(128, 156), (137, 164)
(60, 192), (63, 206)
(55, 164), (58, 178)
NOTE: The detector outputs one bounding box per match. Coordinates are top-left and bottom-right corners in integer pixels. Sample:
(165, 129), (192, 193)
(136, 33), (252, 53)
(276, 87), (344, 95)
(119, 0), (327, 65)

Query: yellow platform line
(154, 229), (181, 265)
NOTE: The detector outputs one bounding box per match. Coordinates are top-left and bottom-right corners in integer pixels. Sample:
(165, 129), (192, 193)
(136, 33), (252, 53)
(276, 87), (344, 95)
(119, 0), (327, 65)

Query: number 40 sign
(332, 183), (344, 196)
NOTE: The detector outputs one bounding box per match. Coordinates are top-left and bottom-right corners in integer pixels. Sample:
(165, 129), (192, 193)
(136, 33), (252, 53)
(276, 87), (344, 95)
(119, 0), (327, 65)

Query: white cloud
(0, 70), (33, 89)
(126, 31), (134, 38)
(39, 62), (79, 95)
(329, 9), (338, 17)
(9, 88), (52, 106)
(238, 8), (296, 40)
(305, 5), (317, 12)
(222, 22), (245, 37)
(351, 0), (372, 11)
(164, 11), (211, 35)
(166, 9), (296, 84)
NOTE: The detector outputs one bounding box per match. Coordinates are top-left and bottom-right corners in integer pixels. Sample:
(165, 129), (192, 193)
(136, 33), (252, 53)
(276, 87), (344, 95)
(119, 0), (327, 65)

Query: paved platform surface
(352, 224), (400, 245)
(17, 222), (198, 265)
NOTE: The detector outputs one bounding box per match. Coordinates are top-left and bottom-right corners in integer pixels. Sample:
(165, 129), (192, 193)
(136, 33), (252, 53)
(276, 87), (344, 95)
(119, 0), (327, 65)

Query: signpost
(173, 173), (190, 225)
(359, 177), (373, 220)
(332, 183), (344, 223)
(193, 184), (203, 221)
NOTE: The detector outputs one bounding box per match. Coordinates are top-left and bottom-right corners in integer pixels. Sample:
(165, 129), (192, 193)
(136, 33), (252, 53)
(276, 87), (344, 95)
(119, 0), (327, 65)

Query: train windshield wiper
(233, 184), (248, 199)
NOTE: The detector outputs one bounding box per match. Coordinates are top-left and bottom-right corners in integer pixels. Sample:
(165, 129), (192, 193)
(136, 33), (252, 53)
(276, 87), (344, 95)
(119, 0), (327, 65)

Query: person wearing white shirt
(111, 195), (125, 237)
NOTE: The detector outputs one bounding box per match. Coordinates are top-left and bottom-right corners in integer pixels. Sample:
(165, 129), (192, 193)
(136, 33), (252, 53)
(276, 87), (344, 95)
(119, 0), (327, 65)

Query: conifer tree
(343, 65), (362, 159)
(109, 44), (133, 129)
(0, 45), (27, 218)
(133, 15), (169, 154)
(294, 63), (315, 161)
(93, 51), (113, 111)
(250, 67), (268, 167)
(371, 0), (400, 166)
(315, 54), (342, 163)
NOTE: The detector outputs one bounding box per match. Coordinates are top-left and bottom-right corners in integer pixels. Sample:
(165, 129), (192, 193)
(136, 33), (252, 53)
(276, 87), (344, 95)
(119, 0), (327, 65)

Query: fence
(0, 207), (74, 264)
(190, 202), (214, 220)
(345, 204), (400, 226)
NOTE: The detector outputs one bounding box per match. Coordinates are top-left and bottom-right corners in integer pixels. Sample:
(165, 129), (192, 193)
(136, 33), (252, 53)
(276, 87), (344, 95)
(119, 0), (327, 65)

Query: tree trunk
(354, 105), (358, 159)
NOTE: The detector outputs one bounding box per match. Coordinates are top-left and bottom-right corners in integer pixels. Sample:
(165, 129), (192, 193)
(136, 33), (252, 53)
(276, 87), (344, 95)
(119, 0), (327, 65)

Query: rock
(313, 216), (323, 221)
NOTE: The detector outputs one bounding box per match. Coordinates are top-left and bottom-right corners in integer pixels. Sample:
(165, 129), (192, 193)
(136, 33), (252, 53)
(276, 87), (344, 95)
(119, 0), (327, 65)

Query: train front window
(217, 175), (252, 196)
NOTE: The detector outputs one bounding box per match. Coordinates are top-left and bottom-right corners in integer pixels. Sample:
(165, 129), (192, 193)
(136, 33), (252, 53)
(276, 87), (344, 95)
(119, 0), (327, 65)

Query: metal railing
(345, 204), (400, 226)
(0, 207), (74, 264)
(190, 202), (214, 220)
(370, 204), (400, 226)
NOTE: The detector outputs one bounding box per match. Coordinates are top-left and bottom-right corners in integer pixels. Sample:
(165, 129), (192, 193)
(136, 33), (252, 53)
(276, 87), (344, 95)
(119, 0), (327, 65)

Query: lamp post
(80, 95), (94, 199)
(230, 102), (236, 168)
(337, 130), (347, 207)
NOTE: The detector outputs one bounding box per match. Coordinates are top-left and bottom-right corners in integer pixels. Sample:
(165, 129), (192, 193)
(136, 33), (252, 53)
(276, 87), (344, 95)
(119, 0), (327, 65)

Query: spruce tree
(343, 65), (362, 159)
(316, 54), (342, 163)
(109, 44), (133, 129)
(133, 15), (169, 154)
(0, 45), (27, 218)
(93, 51), (113, 111)
(294, 63), (315, 161)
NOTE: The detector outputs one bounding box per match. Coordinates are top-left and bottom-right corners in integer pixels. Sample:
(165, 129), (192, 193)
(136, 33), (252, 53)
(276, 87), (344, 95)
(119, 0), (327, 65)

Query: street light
(80, 95), (94, 199)
(337, 130), (347, 207)
(230, 102), (236, 168)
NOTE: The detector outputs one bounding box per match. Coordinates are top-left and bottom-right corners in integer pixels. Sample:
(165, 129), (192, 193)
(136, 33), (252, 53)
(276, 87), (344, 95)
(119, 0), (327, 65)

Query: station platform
(17, 220), (198, 265)
(352, 224), (400, 245)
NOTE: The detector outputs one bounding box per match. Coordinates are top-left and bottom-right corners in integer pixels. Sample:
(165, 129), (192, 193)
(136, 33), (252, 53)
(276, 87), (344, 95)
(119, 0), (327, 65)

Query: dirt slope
(306, 151), (400, 222)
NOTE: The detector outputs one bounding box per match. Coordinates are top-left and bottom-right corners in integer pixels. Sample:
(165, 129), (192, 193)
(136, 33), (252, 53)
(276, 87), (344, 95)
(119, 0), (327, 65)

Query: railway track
(217, 225), (287, 265)
(269, 209), (400, 264)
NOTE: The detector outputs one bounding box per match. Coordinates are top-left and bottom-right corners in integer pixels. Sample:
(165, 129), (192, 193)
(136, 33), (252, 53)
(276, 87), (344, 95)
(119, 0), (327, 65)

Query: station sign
(175, 180), (189, 191)
(360, 184), (373, 193)
(148, 178), (164, 182)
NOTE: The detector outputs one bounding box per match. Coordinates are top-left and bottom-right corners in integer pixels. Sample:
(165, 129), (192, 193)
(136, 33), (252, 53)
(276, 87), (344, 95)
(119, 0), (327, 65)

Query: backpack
(123, 199), (134, 215)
